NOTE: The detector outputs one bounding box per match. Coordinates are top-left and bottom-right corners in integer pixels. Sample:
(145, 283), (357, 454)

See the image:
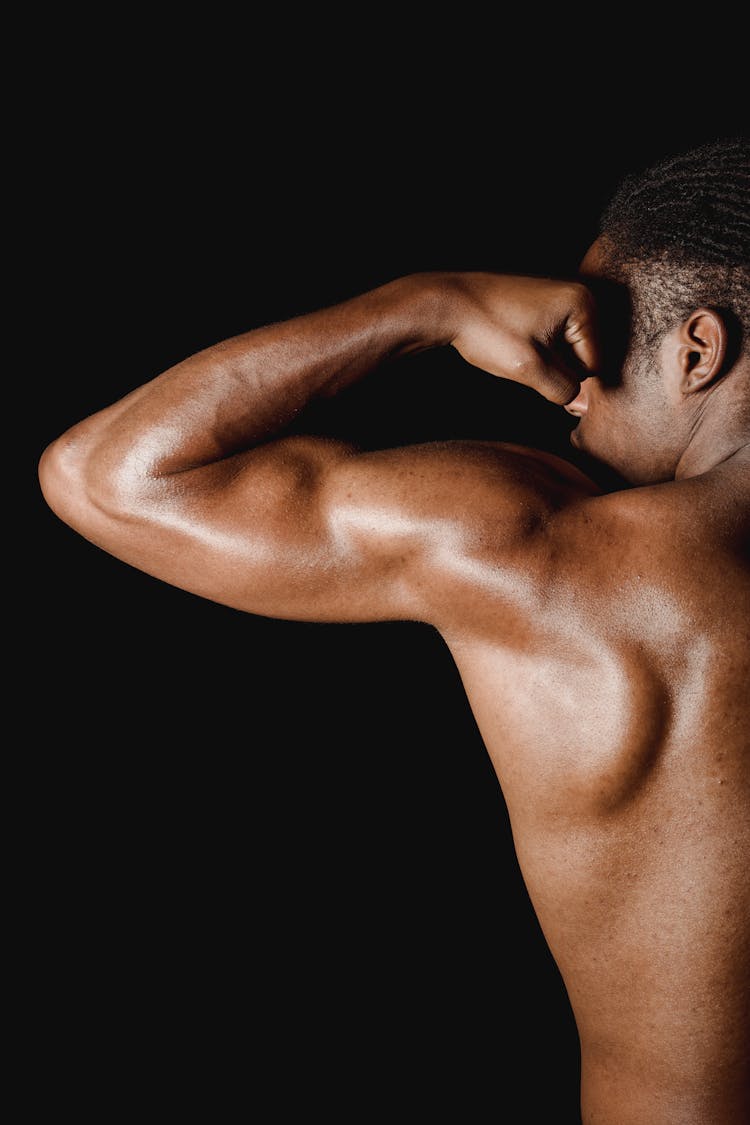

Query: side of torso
(442, 475), (750, 1121)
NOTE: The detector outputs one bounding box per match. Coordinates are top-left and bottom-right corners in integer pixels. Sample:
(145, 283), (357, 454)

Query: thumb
(531, 343), (582, 405)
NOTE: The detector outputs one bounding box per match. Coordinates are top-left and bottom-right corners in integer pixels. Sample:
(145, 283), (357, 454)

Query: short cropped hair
(598, 137), (750, 352)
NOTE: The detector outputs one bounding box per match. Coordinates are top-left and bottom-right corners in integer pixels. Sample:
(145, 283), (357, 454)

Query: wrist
(377, 272), (463, 354)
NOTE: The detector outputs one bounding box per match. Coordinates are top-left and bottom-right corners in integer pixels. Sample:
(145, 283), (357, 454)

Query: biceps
(68, 438), (426, 624)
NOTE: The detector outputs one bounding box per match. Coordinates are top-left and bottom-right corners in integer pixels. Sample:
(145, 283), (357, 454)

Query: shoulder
(321, 439), (603, 628)
(540, 472), (750, 636)
(324, 439), (602, 546)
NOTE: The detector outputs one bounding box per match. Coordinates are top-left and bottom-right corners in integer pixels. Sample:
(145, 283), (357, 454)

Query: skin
(39, 243), (750, 1124)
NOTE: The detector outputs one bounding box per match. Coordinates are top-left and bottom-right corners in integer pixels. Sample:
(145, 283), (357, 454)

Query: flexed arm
(38, 272), (598, 623)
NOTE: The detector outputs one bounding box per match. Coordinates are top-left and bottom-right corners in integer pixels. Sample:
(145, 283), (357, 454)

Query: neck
(675, 424), (750, 480)
(674, 376), (750, 480)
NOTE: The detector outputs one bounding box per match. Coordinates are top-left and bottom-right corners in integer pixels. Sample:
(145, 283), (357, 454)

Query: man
(39, 138), (749, 1123)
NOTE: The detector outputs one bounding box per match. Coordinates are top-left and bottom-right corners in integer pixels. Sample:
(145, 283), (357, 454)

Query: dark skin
(39, 240), (750, 1124)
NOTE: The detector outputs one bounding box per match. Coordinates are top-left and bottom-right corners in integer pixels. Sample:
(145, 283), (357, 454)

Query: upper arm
(40, 430), (576, 627)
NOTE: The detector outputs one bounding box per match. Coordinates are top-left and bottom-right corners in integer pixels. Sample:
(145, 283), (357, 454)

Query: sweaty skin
(39, 260), (750, 1124)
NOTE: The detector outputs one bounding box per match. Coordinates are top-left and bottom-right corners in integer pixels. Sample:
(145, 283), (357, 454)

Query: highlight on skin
(38, 138), (750, 1125)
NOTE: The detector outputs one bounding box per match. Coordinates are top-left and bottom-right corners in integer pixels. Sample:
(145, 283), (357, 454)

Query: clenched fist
(444, 273), (600, 405)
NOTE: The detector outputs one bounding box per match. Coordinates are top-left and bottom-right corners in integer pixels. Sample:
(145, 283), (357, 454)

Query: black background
(30, 32), (747, 1123)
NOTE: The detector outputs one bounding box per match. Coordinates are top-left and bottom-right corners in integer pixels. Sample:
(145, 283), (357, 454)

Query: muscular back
(38, 270), (750, 1124)
(443, 458), (750, 1124)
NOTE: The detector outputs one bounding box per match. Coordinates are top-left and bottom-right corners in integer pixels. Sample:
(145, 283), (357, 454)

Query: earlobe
(679, 308), (728, 394)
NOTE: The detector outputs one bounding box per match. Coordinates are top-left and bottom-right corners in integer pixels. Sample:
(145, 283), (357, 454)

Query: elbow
(39, 425), (99, 531)
(39, 422), (139, 533)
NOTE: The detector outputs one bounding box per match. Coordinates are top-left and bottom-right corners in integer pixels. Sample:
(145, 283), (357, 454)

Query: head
(567, 137), (750, 484)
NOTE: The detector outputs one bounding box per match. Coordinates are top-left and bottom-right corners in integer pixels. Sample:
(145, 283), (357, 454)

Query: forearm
(40, 268), (597, 539)
(64, 273), (451, 484)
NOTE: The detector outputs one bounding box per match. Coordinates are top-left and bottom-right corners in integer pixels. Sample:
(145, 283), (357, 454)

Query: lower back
(523, 760), (749, 1107)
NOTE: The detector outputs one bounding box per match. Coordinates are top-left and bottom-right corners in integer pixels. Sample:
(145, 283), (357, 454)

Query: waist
(580, 1046), (750, 1125)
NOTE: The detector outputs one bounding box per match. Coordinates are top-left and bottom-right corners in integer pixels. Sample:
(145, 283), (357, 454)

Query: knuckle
(563, 281), (592, 314)
(574, 282), (596, 317)
(568, 279), (589, 301)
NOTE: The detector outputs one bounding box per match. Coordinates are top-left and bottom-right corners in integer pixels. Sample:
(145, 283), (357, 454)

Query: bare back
(444, 462), (750, 1124)
(38, 267), (750, 1124)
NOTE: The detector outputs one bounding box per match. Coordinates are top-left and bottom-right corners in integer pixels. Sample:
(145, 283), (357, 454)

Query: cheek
(598, 351), (658, 432)
(588, 386), (627, 434)
(577, 383), (641, 461)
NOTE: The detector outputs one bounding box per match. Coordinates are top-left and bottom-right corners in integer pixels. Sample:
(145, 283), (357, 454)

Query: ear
(677, 308), (728, 394)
